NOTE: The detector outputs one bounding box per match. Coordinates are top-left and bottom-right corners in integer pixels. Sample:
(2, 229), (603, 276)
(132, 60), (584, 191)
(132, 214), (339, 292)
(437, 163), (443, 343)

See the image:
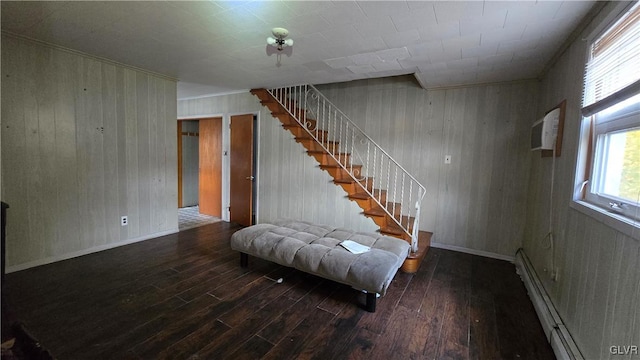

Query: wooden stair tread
(364, 208), (386, 217)
(307, 150), (348, 155)
(284, 122), (319, 129)
(282, 115), (314, 124)
(348, 192), (370, 200)
(294, 136), (337, 144)
(294, 136), (317, 143)
(334, 177), (369, 184)
(308, 151), (351, 162)
(319, 164), (360, 169)
(346, 187), (382, 194)
(333, 177), (373, 188)
(272, 112), (291, 119)
(290, 130), (328, 138)
(380, 226), (404, 236)
(400, 231), (432, 273)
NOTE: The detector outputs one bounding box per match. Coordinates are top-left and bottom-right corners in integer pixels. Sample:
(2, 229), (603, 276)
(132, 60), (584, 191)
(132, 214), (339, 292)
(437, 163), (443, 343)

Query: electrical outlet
(121, 216), (128, 226)
(444, 155), (452, 164)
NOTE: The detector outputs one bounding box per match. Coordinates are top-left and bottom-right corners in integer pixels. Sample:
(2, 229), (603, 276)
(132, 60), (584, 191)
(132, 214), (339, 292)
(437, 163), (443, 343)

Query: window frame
(573, 1), (640, 238)
(585, 117), (640, 220)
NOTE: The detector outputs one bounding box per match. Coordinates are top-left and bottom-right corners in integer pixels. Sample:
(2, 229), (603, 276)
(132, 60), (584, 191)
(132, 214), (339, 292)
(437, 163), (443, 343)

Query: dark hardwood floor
(2, 222), (554, 359)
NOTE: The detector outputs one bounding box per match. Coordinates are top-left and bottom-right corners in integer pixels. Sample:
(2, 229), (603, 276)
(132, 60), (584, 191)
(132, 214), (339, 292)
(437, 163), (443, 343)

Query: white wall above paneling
(1, 35), (178, 270)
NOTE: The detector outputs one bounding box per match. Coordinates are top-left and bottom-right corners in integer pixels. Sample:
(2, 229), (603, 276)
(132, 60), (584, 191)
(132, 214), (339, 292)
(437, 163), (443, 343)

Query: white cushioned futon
(230, 219), (410, 311)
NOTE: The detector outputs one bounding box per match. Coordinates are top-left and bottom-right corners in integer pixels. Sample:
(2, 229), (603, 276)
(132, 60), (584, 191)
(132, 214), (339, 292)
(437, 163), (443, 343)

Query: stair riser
(365, 215), (388, 228)
(322, 167), (362, 180)
(274, 114), (298, 126)
(364, 214), (413, 236)
(322, 167), (345, 179)
(290, 128), (329, 141)
(358, 179), (375, 192)
(352, 198), (371, 210)
(363, 206), (410, 232)
(383, 231), (411, 241)
(335, 181), (360, 194)
(309, 153), (350, 167)
(370, 202), (402, 216)
(284, 126), (309, 138)
(294, 138), (318, 152)
(263, 102), (281, 113)
(385, 218), (414, 235)
(386, 204), (402, 218)
(251, 89), (270, 99)
(351, 193), (387, 211)
(303, 140), (339, 153)
(369, 192), (387, 205)
(336, 181), (364, 195)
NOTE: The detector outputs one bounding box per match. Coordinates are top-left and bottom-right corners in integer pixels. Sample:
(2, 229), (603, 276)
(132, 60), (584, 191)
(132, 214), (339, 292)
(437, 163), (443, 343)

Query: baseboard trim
(515, 249), (584, 360)
(6, 228), (179, 273)
(430, 242), (515, 262)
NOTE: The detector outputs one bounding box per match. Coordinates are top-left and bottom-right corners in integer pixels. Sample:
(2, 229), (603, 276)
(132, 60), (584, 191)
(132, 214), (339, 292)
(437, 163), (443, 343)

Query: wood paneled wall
(523, 2), (640, 358)
(317, 77), (538, 257)
(1, 35), (178, 270)
(177, 92), (379, 233)
(179, 79), (536, 259)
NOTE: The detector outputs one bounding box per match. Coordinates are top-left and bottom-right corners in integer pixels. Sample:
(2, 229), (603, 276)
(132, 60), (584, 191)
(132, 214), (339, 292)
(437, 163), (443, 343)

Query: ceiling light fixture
(267, 27), (293, 51)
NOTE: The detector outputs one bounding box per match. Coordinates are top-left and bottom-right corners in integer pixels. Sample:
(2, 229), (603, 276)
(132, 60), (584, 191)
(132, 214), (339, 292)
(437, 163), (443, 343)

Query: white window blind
(582, 2), (640, 117)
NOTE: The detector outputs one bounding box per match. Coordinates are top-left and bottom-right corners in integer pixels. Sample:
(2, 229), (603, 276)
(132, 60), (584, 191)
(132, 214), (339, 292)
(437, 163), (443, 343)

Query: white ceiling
(1, 1), (597, 99)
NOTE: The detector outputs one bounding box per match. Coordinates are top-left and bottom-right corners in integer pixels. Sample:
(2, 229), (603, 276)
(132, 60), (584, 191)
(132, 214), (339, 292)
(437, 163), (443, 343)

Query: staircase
(251, 85), (431, 273)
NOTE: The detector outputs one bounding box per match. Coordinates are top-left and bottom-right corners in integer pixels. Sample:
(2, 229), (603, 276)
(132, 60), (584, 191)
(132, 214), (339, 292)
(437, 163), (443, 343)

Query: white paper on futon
(339, 240), (370, 254)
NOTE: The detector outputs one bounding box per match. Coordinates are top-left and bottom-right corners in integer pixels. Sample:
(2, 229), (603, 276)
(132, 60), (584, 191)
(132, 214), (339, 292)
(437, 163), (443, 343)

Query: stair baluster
(252, 85), (426, 253)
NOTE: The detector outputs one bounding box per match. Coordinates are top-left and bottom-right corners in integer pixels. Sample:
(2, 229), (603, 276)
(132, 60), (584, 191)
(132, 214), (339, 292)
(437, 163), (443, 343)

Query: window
(577, 2), (640, 225)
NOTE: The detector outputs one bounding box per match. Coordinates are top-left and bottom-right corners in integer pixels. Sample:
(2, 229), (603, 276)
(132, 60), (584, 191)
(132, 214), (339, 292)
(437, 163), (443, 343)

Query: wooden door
(230, 114), (254, 226)
(199, 117), (222, 217)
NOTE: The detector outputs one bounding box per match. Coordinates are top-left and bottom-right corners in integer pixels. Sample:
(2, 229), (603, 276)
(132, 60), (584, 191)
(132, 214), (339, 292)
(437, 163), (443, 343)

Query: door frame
(177, 111), (259, 223)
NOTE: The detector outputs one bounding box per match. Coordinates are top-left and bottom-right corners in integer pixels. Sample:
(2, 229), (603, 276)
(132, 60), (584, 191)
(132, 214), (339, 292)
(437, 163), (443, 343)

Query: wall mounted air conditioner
(531, 108), (561, 151)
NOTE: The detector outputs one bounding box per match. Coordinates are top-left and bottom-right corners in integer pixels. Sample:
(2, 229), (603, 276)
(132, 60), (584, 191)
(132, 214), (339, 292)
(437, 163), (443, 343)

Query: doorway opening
(177, 118), (222, 231)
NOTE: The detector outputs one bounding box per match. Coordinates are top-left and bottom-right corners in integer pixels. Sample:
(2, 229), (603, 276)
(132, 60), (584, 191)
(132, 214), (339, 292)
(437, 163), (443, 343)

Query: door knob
(246, 176), (255, 180)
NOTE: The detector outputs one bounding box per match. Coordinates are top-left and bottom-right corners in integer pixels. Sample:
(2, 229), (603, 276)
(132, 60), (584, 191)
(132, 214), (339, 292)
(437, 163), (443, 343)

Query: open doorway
(177, 118), (222, 230)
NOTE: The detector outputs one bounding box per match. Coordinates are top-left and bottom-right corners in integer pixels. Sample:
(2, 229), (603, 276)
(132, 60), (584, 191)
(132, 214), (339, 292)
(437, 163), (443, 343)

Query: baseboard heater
(515, 249), (584, 360)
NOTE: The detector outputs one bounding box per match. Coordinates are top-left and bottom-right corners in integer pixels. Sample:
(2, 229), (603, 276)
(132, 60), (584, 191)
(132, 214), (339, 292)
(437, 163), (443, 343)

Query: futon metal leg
(240, 253), (248, 268)
(365, 292), (376, 313)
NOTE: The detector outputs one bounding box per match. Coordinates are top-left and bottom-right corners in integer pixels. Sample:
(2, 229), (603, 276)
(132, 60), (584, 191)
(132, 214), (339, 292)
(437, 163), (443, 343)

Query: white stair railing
(268, 85), (426, 252)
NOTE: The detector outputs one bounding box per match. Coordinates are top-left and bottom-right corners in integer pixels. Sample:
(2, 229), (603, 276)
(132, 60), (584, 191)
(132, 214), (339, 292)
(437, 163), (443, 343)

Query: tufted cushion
(230, 219), (410, 296)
